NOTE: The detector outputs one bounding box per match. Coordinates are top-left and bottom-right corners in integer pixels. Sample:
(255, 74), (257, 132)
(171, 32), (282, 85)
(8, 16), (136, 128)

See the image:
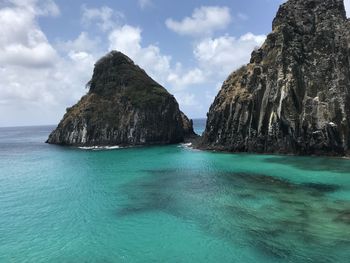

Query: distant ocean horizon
(0, 118), (207, 134)
(1, 121), (350, 262)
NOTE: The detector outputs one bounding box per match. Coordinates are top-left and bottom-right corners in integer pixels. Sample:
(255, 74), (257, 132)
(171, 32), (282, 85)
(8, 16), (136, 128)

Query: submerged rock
(47, 51), (195, 146)
(201, 0), (350, 156)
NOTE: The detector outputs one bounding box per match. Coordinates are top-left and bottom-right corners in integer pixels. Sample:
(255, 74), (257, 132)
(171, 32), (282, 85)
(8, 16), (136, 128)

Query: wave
(178, 143), (193, 148)
(78, 145), (121, 151)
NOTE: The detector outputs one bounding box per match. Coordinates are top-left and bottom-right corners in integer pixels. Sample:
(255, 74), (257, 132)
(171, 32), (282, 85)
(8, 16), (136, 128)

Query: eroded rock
(47, 51), (195, 146)
(201, 0), (350, 156)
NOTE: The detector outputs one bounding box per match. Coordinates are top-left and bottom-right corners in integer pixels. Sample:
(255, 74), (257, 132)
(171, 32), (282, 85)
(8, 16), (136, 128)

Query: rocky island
(201, 0), (350, 156)
(47, 51), (195, 147)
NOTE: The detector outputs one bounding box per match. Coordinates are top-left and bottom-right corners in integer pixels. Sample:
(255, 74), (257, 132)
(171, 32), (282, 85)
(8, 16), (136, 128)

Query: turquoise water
(1, 120), (350, 263)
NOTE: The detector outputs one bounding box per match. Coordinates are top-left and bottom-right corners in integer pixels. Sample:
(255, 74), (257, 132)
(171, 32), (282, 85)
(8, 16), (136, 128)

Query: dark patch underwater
(117, 168), (350, 262)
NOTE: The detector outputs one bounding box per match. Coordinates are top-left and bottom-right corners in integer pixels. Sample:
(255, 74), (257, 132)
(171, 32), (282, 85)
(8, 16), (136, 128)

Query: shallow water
(0, 121), (350, 262)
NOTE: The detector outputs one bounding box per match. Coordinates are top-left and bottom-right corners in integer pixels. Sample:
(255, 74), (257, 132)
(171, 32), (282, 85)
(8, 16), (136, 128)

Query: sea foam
(78, 145), (121, 151)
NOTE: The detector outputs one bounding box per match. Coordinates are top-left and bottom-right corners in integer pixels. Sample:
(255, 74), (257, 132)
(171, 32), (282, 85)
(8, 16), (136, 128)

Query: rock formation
(201, 0), (350, 156)
(47, 51), (195, 146)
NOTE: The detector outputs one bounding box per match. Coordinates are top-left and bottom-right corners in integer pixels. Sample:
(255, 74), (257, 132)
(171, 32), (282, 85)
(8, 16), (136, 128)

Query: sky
(0, 0), (350, 127)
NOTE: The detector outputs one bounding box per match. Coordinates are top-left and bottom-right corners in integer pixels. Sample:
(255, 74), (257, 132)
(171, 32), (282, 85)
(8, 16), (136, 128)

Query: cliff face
(201, 0), (350, 156)
(47, 51), (195, 146)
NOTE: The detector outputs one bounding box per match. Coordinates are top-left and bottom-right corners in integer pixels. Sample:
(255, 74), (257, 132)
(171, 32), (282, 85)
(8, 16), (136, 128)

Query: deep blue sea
(1, 119), (350, 262)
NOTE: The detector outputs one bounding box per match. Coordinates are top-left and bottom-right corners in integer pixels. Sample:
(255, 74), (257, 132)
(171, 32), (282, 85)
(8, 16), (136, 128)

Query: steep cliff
(201, 0), (350, 156)
(47, 51), (195, 146)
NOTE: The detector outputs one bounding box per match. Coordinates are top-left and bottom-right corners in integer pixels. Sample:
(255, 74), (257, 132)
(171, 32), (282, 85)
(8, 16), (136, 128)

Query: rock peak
(95, 51), (135, 67)
(88, 51), (156, 96)
(273, 0), (346, 30)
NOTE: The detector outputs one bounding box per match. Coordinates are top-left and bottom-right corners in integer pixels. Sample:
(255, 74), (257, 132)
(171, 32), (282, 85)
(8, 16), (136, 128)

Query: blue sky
(0, 0), (349, 127)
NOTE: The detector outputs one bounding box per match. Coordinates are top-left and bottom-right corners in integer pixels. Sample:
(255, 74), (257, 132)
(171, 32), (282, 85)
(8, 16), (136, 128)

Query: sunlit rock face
(201, 0), (350, 155)
(47, 51), (195, 146)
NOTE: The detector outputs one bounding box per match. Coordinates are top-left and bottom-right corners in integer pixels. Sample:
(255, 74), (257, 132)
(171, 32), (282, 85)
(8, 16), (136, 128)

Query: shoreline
(191, 137), (350, 160)
(47, 135), (350, 160)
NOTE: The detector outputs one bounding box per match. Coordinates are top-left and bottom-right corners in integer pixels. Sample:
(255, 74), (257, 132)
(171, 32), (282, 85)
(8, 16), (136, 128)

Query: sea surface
(1, 119), (350, 263)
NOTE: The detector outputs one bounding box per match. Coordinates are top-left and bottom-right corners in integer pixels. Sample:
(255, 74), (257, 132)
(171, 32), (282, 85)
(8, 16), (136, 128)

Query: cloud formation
(163, 6), (266, 111)
(0, 1), (271, 125)
(5, 1), (335, 125)
(108, 25), (172, 84)
(138, 0), (153, 10)
(0, 0), (58, 68)
(194, 33), (266, 77)
(107, 24), (206, 107)
(345, 0), (350, 15)
(0, 1), (98, 126)
(81, 5), (124, 32)
(166, 6), (231, 36)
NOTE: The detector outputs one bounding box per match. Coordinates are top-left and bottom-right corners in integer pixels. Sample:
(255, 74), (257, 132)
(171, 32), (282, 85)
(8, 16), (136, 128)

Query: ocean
(0, 119), (350, 263)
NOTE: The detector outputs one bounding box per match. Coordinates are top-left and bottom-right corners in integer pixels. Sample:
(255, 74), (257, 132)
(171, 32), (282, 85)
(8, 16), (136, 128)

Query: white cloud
(194, 33), (266, 77)
(108, 25), (172, 84)
(0, 1), (58, 68)
(33, 0), (60, 16)
(166, 6), (231, 36)
(175, 92), (198, 107)
(0, 53), (95, 125)
(57, 32), (101, 53)
(138, 0), (153, 10)
(108, 25), (142, 56)
(0, 1), (269, 126)
(0, 1), (98, 126)
(0, 1), (206, 126)
(108, 24), (208, 92)
(163, 5), (267, 114)
(345, 0), (350, 16)
(81, 5), (124, 32)
(167, 68), (205, 91)
(6, 0), (60, 16)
